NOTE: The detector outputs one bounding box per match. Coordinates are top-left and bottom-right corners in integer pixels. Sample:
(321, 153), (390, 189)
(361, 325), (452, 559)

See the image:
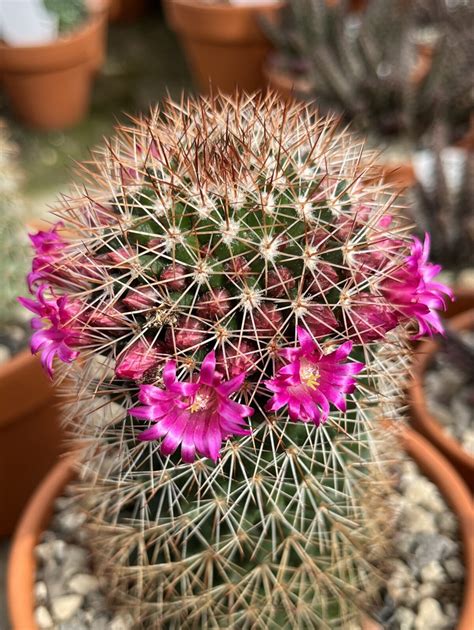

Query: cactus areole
(20, 94), (452, 627)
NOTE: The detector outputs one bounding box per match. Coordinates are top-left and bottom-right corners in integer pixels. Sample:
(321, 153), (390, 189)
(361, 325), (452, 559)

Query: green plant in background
(411, 126), (474, 271)
(43, 0), (88, 33)
(265, 0), (473, 144)
(19, 95), (453, 627)
(0, 122), (29, 330)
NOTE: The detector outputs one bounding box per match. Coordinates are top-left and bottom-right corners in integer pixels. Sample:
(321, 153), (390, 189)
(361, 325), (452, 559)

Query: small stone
(418, 582), (437, 599)
(445, 603), (459, 622)
(437, 510), (458, 535)
(0, 345), (11, 364)
(109, 615), (134, 630)
(62, 545), (89, 578)
(411, 533), (457, 570)
(35, 606), (54, 628)
(51, 594), (83, 621)
(69, 573), (100, 595)
(444, 557), (464, 581)
(415, 598), (448, 630)
(403, 505), (436, 534)
(53, 509), (86, 533)
(35, 542), (56, 563)
(392, 606), (416, 630)
(404, 477), (445, 513)
(420, 561), (445, 584)
(35, 580), (48, 603)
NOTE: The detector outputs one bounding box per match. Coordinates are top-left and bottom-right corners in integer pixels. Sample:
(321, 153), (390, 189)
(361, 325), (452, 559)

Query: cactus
(0, 121), (28, 329)
(43, 0), (87, 33)
(411, 127), (474, 271)
(265, 0), (473, 144)
(20, 94), (453, 627)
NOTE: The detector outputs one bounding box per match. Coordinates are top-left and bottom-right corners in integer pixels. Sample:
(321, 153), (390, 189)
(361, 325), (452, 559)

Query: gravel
(424, 331), (474, 455)
(34, 460), (464, 630)
(373, 459), (464, 629)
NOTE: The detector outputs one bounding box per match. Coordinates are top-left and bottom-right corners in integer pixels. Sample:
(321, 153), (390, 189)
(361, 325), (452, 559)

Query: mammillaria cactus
(19, 94), (452, 627)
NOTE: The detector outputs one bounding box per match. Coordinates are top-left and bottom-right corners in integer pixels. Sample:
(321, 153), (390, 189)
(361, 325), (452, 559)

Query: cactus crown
(265, 0), (473, 143)
(0, 122), (28, 328)
(20, 94), (453, 627)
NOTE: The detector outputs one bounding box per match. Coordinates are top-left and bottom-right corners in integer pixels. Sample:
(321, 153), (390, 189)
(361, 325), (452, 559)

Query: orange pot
(410, 306), (474, 486)
(0, 350), (63, 537)
(164, 0), (283, 94)
(7, 428), (474, 630)
(0, 12), (108, 130)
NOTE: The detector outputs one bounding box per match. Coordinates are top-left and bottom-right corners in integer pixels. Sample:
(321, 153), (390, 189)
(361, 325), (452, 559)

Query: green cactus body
(34, 96), (413, 628)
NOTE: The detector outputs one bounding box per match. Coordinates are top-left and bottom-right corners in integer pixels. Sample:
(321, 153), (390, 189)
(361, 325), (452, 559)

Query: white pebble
(415, 598), (448, 629)
(393, 606), (416, 630)
(51, 594), (83, 621)
(444, 557), (464, 581)
(69, 573), (100, 595)
(35, 606), (54, 628)
(0, 345), (11, 364)
(35, 580), (48, 603)
(420, 561), (445, 584)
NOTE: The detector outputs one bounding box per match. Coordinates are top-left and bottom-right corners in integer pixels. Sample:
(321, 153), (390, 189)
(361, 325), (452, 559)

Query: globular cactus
(0, 121), (28, 329)
(20, 94), (452, 628)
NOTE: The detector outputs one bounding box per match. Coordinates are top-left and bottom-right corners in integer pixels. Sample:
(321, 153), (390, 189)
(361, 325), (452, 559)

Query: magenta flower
(115, 338), (162, 380)
(265, 327), (364, 424)
(28, 222), (66, 289)
(18, 285), (85, 377)
(381, 234), (453, 338)
(129, 351), (253, 462)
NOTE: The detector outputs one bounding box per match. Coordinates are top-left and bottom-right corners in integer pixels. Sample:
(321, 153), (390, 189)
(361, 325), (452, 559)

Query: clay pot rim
(7, 428), (474, 630)
(409, 308), (474, 473)
(0, 11), (105, 73)
(164, 0), (284, 43)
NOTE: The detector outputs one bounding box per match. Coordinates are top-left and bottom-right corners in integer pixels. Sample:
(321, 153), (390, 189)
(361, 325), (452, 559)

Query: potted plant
(0, 0), (109, 130)
(9, 94), (461, 626)
(264, 0), (473, 187)
(0, 122), (63, 537)
(164, 0), (283, 93)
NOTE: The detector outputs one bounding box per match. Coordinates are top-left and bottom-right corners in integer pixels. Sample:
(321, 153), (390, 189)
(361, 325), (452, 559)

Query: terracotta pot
(109, 0), (147, 21)
(0, 12), (108, 130)
(8, 428), (474, 630)
(264, 59), (312, 102)
(7, 458), (74, 630)
(164, 0), (283, 94)
(0, 350), (63, 537)
(410, 307), (474, 485)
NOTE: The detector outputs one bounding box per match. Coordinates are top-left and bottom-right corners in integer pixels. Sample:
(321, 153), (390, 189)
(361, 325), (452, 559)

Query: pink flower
(28, 222), (66, 289)
(129, 351), (253, 462)
(381, 234), (453, 338)
(18, 285), (85, 377)
(346, 293), (398, 342)
(115, 338), (162, 380)
(265, 327), (364, 424)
